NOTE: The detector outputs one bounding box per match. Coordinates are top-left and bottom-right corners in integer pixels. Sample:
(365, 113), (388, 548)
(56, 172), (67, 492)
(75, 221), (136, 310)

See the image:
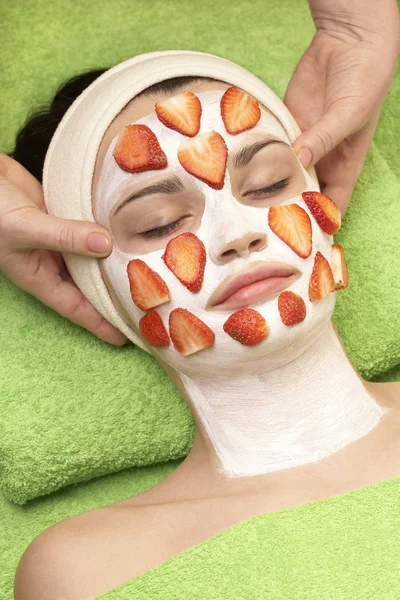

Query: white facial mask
(95, 89), (336, 378)
(94, 88), (385, 477)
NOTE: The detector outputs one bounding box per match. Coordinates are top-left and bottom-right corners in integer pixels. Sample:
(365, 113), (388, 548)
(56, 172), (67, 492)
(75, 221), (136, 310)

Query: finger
(313, 147), (358, 217)
(292, 101), (369, 169)
(0, 154), (113, 257)
(59, 269), (129, 346)
(0, 152), (44, 209)
(2, 248), (128, 346)
(319, 180), (354, 218)
(54, 279), (130, 346)
(10, 252), (128, 346)
(313, 113), (382, 216)
(6, 206), (113, 257)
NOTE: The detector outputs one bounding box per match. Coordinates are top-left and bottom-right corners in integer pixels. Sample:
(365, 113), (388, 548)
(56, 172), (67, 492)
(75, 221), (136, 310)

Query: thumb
(12, 208), (113, 256)
(292, 102), (367, 169)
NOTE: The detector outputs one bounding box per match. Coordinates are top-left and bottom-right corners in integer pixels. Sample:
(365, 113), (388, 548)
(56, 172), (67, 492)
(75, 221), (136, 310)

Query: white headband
(42, 50), (318, 351)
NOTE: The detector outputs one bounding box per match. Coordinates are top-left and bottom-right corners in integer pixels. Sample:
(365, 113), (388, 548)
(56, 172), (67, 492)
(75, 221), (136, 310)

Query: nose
(217, 231), (267, 264)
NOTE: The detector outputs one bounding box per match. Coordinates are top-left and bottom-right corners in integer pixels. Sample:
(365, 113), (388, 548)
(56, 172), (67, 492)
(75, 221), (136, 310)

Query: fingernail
(295, 147), (312, 169)
(87, 232), (110, 253)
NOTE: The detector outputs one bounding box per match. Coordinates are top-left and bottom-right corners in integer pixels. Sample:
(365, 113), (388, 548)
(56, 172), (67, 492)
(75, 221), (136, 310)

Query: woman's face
(92, 79), (339, 378)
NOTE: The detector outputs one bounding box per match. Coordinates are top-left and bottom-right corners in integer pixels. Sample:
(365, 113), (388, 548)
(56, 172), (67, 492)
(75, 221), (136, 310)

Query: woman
(12, 50), (400, 600)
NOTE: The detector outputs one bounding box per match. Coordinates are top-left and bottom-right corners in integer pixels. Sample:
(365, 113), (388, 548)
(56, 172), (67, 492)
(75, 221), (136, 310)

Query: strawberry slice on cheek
(169, 308), (215, 356)
(268, 204), (312, 259)
(139, 310), (170, 347)
(223, 308), (269, 346)
(308, 251), (335, 302)
(278, 291), (307, 326)
(162, 232), (206, 293)
(331, 244), (349, 291)
(127, 259), (170, 311)
(302, 191), (341, 235)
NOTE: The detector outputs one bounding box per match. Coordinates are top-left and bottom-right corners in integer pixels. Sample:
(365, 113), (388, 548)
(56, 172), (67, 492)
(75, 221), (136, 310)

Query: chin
(149, 290), (337, 379)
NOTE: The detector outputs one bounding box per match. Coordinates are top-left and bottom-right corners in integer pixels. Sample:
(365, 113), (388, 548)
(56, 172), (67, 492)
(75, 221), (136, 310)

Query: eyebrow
(112, 174), (185, 217)
(231, 138), (289, 169)
(111, 138), (290, 217)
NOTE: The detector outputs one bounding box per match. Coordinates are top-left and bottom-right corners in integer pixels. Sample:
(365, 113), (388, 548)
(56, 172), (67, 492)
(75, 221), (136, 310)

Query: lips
(206, 260), (301, 311)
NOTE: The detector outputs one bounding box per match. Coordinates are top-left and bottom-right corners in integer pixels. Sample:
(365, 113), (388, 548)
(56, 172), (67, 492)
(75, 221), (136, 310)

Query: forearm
(307, 0), (400, 41)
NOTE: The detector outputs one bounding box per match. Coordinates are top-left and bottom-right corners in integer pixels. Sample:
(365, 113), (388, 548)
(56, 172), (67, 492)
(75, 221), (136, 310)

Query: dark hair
(7, 68), (218, 184)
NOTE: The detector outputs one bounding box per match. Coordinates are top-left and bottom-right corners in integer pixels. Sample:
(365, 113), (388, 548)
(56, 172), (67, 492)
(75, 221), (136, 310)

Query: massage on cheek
(94, 86), (348, 378)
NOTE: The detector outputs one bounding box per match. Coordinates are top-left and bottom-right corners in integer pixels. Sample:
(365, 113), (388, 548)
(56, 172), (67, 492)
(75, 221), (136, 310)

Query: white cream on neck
(179, 320), (385, 477)
(94, 88), (386, 477)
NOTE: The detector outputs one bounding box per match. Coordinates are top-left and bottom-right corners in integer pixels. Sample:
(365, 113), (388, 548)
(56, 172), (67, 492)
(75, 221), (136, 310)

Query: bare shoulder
(14, 506), (143, 599)
(19, 465), (379, 600)
(14, 515), (86, 600)
(14, 495), (258, 600)
(14, 501), (200, 600)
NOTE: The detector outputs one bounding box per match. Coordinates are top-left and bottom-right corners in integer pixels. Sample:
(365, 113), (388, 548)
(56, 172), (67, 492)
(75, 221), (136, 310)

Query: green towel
(0, 278), (195, 504)
(96, 476), (400, 600)
(1, 1), (400, 599)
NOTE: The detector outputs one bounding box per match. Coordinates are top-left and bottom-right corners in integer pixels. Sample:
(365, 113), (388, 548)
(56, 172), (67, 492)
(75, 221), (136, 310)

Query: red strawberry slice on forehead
(278, 291), (307, 326)
(113, 124), (167, 173)
(139, 310), (170, 347)
(162, 232), (206, 293)
(127, 259), (170, 311)
(302, 191), (341, 235)
(223, 308), (269, 346)
(331, 244), (349, 290)
(268, 204), (312, 258)
(155, 92), (202, 137)
(178, 130), (228, 189)
(220, 86), (261, 135)
(308, 251), (335, 302)
(169, 308), (215, 356)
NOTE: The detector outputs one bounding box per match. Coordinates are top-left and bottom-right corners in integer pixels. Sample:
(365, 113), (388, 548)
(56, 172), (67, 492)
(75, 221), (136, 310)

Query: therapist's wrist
(308, 0), (400, 45)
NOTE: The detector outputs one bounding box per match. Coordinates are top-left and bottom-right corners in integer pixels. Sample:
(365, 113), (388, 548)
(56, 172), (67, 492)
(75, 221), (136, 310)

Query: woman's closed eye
(244, 177), (291, 199)
(140, 215), (190, 239)
(111, 189), (205, 253)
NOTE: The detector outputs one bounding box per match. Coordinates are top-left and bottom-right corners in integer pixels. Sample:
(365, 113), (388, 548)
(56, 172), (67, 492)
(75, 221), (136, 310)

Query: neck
(176, 320), (386, 478)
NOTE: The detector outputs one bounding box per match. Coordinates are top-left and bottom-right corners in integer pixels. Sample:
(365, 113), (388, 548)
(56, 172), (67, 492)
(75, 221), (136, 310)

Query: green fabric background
(0, 1), (399, 599)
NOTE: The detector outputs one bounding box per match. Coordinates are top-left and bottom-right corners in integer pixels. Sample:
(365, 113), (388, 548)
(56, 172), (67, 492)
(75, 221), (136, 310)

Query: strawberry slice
(127, 259), (170, 311)
(220, 86), (261, 135)
(113, 124), (167, 173)
(268, 204), (312, 258)
(223, 308), (269, 346)
(302, 191), (341, 235)
(162, 232), (206, 293)
(278, 291), (307, 326)
(169, 308), (215, 355)
(308, 251), (335, 302)
(331, 244), (349, 290)
(139, 310), (170, 347)
(155, 92), (202, 137)
(178, 130), (228, 189)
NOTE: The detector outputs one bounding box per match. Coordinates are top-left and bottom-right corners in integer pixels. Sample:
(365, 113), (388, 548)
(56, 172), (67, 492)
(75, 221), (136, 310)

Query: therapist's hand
(0, 152), (128, 346)
(284, 0), (400, 216)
